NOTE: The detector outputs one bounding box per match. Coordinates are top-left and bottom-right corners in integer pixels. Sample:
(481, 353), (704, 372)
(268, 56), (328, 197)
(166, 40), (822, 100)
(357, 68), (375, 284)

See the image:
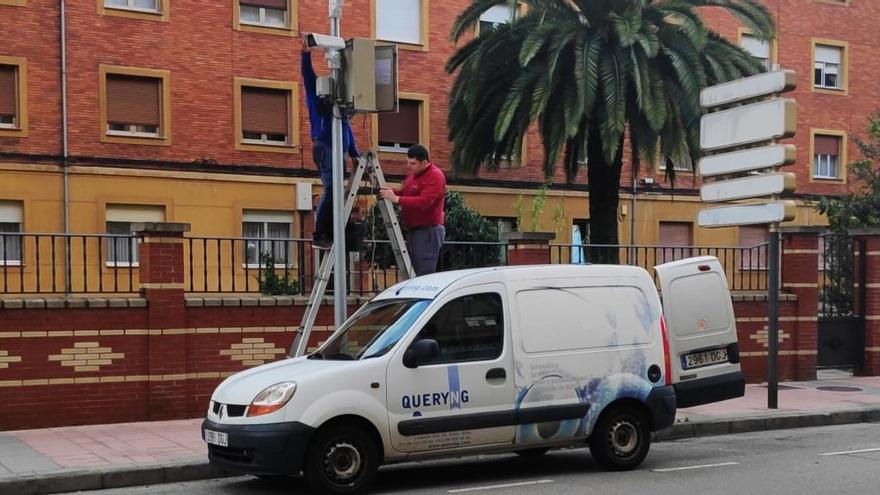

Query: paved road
(65, 423), (880, 494)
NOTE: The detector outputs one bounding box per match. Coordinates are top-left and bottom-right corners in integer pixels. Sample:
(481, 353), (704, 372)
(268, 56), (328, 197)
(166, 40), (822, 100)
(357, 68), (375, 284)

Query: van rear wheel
(304, 424), (378, 494)
(588, 405), (650, 471)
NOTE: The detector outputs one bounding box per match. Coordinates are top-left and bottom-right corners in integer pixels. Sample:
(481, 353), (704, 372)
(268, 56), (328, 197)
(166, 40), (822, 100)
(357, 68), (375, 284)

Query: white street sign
(700, 98), (797, 151)
(700, 70), (796, 109)
(698, 201), (796, 228)
(699, 144), (796, 177)
(700, 172), (795, 203)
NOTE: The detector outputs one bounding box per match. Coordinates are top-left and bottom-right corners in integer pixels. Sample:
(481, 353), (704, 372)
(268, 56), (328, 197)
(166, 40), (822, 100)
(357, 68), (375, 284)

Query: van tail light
(660, 315), (672, 386)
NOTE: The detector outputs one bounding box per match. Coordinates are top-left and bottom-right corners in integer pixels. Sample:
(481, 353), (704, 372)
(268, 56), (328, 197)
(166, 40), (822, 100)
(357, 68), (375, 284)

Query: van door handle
(486, 368), (506, 381)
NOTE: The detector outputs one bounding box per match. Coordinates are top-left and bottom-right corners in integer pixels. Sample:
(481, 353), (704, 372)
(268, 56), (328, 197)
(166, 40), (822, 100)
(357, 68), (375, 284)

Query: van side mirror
(403, 339), (439, 368)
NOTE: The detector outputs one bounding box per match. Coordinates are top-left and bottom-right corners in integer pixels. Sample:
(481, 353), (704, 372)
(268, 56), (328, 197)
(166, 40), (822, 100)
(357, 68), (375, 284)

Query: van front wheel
(588, 406), (650, 471)
(304, 424), (378, 494)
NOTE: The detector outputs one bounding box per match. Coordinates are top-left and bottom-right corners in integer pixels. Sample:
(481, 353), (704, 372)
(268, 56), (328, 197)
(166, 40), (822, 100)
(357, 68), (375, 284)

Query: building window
(740, 33), (771, 71)
(234, 78), (298, 152)
(241, 87), (289, 144)
(100, 66), (171, 145)
(239, 0), (288, 28)
(813, 134), (842, 179)
(243, 211), (293, 267)
(658, 222), (693, 264)
(0, 57), (27, 138)
(378, 99), (420, 152)
(0, 201), (23, 266)
(814, 44), (843, 89)
(738, 226), (768, 270)
(105, 0), (159, 12)
(105, 204), (165, 266)
(478, 4), (516, 33)
(106, 75), (161, 136)
(98, 0), (168, 21)
(376, 0), (423, 46)
(659, 154), (694, 172)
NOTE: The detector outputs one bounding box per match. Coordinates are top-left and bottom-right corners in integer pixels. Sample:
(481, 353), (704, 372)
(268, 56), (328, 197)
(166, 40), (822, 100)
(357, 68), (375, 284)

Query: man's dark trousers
(313, 141), (333, 241)
(406, 225), (445, 276)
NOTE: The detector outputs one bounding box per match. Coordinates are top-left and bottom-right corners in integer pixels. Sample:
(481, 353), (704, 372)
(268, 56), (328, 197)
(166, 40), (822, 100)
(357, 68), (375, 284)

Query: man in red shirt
(379, 144), (447, 276)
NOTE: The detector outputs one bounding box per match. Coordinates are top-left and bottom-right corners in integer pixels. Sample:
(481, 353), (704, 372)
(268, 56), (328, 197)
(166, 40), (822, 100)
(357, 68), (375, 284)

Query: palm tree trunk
(587, 126), (624, 264)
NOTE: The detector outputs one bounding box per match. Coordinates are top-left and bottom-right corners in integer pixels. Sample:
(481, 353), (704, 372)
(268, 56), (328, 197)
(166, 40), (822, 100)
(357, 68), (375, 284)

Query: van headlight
(246, 382), (297, 417)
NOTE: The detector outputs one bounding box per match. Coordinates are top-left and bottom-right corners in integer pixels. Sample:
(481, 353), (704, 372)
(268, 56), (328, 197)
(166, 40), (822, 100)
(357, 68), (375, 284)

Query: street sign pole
(768, 225), (780, 409)
(697, 70), (797, 410)
(329, 0), (347, 327)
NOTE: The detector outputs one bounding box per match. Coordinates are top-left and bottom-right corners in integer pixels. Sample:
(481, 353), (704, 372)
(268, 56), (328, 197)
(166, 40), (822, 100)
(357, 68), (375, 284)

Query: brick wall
(0, 300), (343, 430)
(2, 225), (874, 431)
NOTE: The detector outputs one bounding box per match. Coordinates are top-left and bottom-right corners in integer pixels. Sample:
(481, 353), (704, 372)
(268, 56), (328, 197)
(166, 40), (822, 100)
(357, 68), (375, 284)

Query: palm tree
(447, 0), (775, 262)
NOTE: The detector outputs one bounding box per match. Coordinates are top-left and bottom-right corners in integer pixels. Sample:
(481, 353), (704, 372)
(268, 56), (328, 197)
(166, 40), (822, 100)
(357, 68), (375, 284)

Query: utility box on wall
(343, 38), (398, 113)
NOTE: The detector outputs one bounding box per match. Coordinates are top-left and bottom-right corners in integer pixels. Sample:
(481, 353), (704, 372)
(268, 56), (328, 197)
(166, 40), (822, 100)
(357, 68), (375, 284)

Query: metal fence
(0, 232), (767, 296)
(818, 234), (864, 318)
(550, 243), (769, 291)
(183, 238), (510, 296)
(0, 233), (140, 294)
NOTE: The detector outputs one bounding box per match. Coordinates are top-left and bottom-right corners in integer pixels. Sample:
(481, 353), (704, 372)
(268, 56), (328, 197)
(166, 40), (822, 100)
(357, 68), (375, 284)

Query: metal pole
(767, 226), (780, 409)
(630, 159), (637, 265)
(61, 0), (71, 294)
(329, 0), (347, 328)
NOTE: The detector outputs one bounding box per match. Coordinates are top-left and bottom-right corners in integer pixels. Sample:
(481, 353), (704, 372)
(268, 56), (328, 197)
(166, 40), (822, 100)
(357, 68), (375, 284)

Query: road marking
(447, 479), (554, 493)
(653, 462), (739, 472)
(820, 447), (880, 456)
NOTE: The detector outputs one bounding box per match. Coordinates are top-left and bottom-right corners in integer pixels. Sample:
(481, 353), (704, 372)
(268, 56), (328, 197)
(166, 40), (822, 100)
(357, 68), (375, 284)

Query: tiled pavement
(1, 374), (878, 494)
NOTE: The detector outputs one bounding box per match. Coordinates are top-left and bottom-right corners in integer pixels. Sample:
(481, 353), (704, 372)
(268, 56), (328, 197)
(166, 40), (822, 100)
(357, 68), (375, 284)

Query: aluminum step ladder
(289, 151), (415, 357)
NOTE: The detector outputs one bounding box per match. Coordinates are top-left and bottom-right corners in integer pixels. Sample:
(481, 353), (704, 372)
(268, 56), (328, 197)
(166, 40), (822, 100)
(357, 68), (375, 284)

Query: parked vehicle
(203, 257), (744, 493)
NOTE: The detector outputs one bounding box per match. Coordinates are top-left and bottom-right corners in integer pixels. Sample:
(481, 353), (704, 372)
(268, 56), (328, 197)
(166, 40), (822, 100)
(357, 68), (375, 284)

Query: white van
(203, 257), (744, 493)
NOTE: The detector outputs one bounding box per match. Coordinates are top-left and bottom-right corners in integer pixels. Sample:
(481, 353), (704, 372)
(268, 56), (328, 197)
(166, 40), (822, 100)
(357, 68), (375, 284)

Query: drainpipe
(60, 0), (71, 293)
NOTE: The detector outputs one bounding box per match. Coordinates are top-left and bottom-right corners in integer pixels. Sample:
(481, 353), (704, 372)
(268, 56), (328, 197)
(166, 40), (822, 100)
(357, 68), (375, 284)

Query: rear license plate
(204, 429), (228, 447)
(682, 348), (728, 370)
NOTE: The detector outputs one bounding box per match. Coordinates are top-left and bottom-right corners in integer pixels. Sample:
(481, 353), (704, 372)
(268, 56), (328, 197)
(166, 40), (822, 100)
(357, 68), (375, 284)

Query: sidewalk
(2, 374), (879, 495)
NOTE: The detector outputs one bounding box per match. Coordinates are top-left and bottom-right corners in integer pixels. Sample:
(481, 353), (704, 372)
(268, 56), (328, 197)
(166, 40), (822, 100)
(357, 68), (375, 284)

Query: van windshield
(309, 299), (430, 361)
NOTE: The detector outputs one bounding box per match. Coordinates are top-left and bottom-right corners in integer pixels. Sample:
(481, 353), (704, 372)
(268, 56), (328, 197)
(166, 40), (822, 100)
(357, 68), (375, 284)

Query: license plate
(682, 348), (728, 370)
(204, 429), (228, 447)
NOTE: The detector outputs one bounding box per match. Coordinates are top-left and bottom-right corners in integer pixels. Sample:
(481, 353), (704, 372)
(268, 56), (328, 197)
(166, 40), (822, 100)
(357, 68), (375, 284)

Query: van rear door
(655, 256), (745, 407)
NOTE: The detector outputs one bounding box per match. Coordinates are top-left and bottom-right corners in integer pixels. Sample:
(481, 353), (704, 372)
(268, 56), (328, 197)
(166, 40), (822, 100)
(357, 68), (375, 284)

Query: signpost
(698, 70), (798, 409)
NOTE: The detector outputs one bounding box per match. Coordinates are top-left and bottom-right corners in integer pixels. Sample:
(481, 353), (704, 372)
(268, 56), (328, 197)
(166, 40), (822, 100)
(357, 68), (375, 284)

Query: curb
(3, 408), (879, 495)
(0, 461), (233, 495)
(653, 407), (880, 442)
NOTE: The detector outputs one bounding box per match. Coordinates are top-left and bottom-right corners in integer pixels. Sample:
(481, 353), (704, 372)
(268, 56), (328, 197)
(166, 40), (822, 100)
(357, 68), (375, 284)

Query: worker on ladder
(379, 145), (447, 276)
(302, 39), (360, 250)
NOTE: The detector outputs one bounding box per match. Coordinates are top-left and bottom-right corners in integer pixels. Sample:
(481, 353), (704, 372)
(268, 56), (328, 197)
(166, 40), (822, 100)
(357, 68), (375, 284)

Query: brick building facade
(1, 1), (875, 249)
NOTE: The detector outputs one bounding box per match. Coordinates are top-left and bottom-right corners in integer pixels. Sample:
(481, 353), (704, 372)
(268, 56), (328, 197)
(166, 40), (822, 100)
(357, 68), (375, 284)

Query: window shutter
(738, 226), (768, 248)
(376, 0), (421, 44)
(241, 0), (287, 8)
(0, 65), (16, 117)
(659, 222), (692, 246)
(0, 201), (23, 223)
(815, 45), (842, 64)
(241, 87), (289, 135)
(378, 99), (420, 145)
(105, 204), (165, 223)
(107, 75), (161, 126)
(740, 34), (770, 59)
(814, 135), (840, 156)
(480, 5), (514, 24)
